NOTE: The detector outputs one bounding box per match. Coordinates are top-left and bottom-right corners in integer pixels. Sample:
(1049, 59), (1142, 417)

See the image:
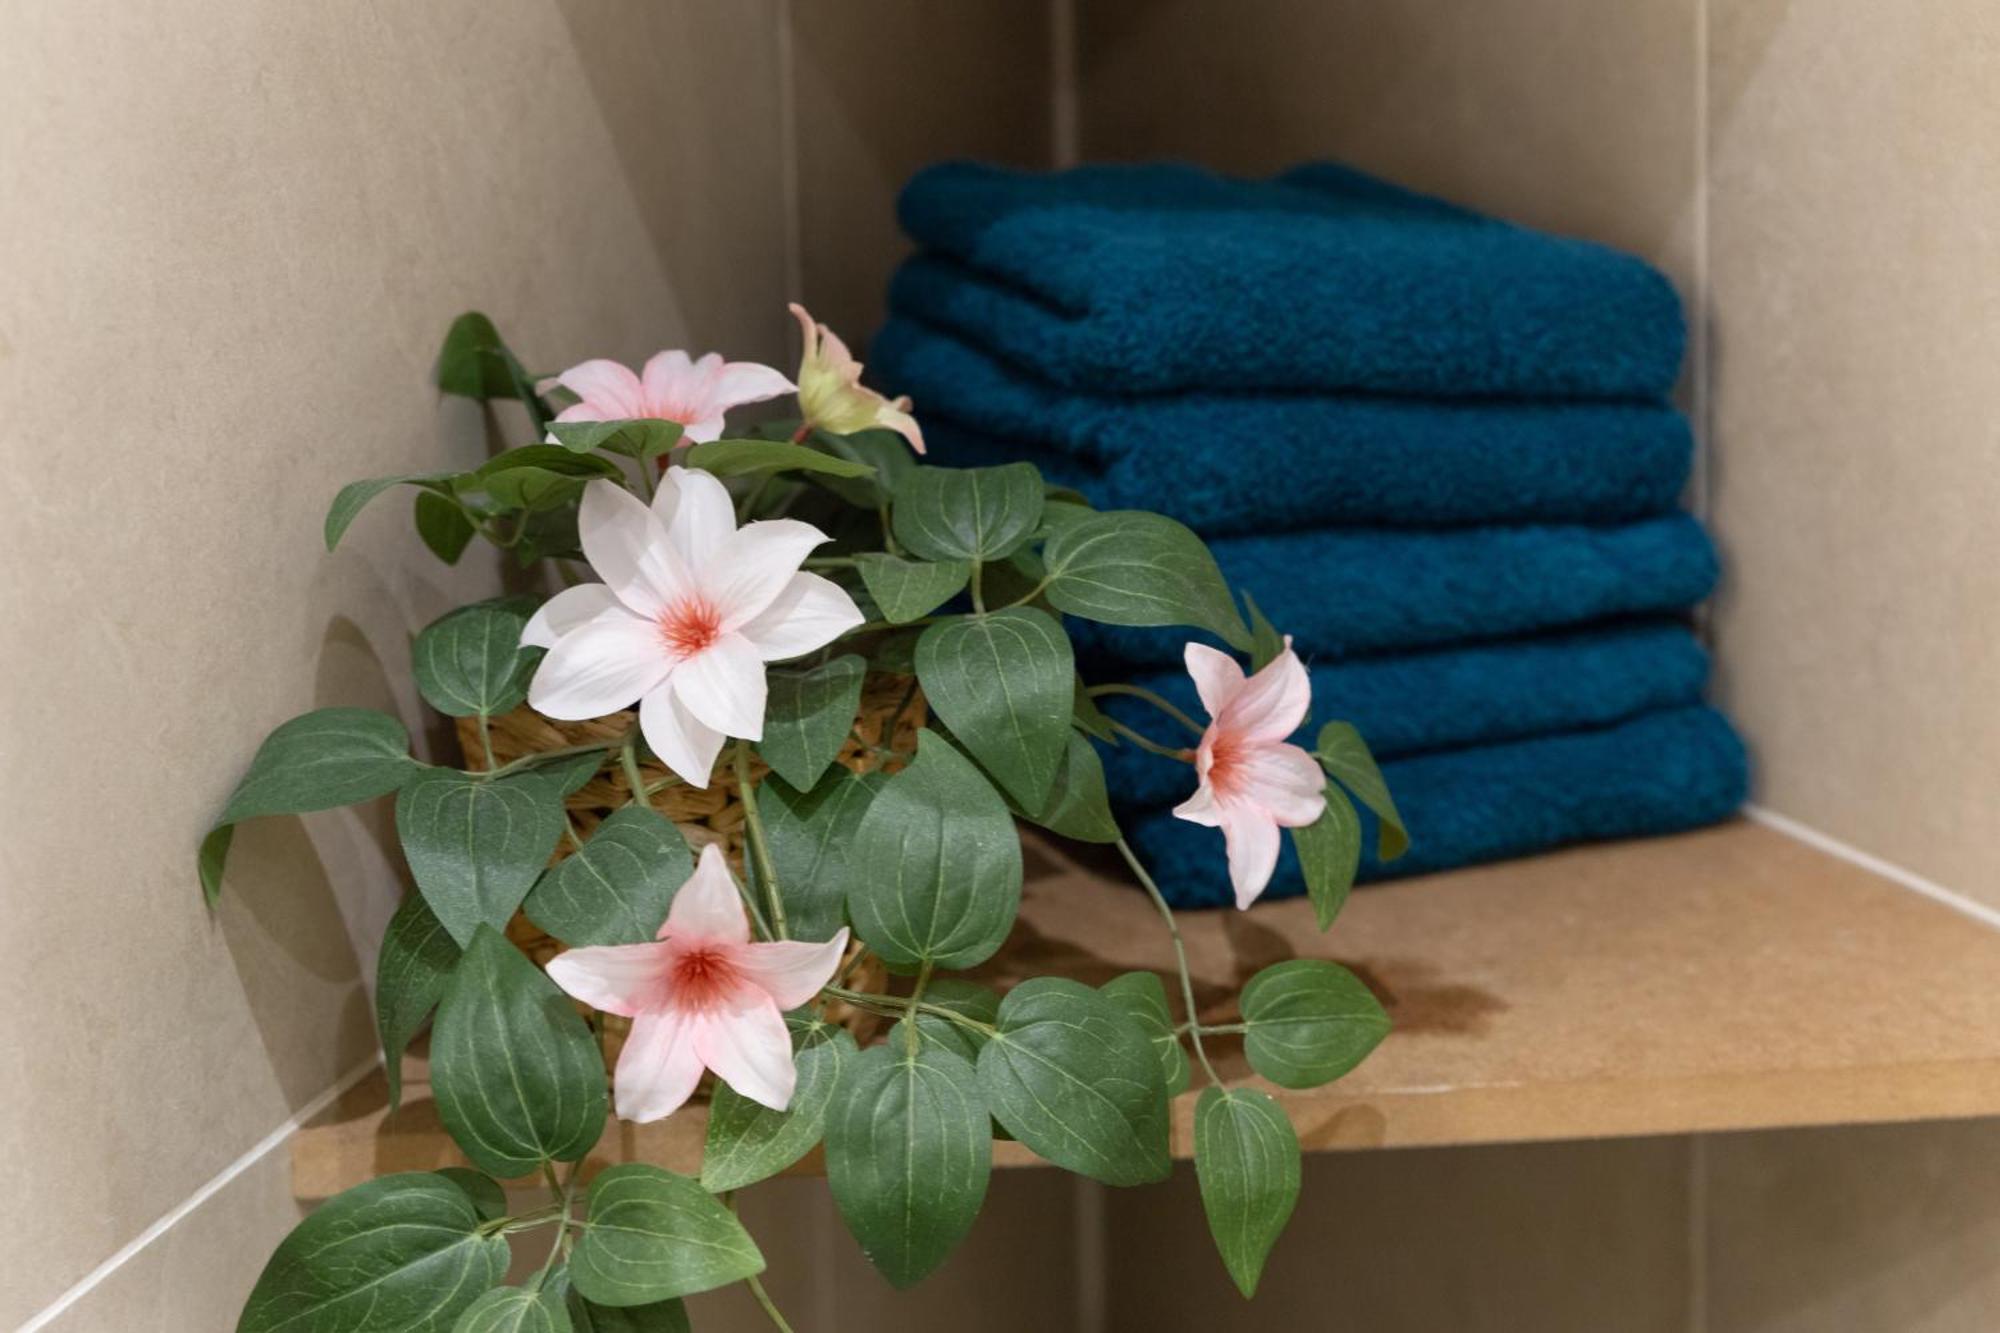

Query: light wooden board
(292, 821), (2000, 1197)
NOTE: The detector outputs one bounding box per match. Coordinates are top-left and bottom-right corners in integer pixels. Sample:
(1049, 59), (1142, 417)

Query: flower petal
(638, 349), (696, 409)
(694, 989), (798, 1111)
(527, 608), (671, 720)
(521, 583), (623, 650)
(579, 479), (694, 618)
(712, 360), (797, 409)
(1219, 805), (1283, 910)
(614, 1011), (707, 1122)
(671, 632), (768, 739)
(665, 842), (751, 943)
(735, 572), (864, 662)
(729, 928), (850, 1010)
(651, 466), (738, 567)
(1221, 644), (1311, 743)
(706, 519), (831, 628)
(556, 359), (646, 419)
(639, 681), (726, 789)
(1172, 778), (1223, 828)
(1237, 743), (1328, 827)
(1183, 643), (1246, 721)
(878, 397), (927, 455)
(545, 941), (669, 1018)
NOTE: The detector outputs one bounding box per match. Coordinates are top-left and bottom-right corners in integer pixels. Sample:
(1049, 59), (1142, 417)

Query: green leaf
(846, 730), (1022, 970)
(1193, 1086), (1301, 1298)
(1016, 730), (1121, 844)
(1101, 971), (1190, 1096)
(417, 490), (479, 565)
(702, 1025), (856, 1192)
(431, 926), (607, 1178)
(1071, 678), (1121, 745)
(569, 1164), (764, 1306)
(565, 1291), (689, 1332)
(1243, 591), (1285, 672)
(544, 748), (610, 796)
(415, 601), (542, 719)
(436, 311), (532, 403)
(977, 977), (1171, 1186)
(1292, 787), (1362, 930)
(481, 467), (587, 512)
(452, 1285), (571, 1333)
(548, 419), (683, 463)
(762, 768), (884, 942)
(472, 445), (626, 481)
(376, 893), (462, 1109)
(825, 1041), (991, 1288)
(203, 707), (420, 902)
(238, 1172), (508, 1333)
(1042, 510), (1252, 650)
(682, 438), (873, 478)
(759, 654), (866, 790)
(899, 979), (1002, 1064)
(1239, 959), (1391, 1089)
(435, 1167), (507, 1222)
(397, 769), (568, 947)
(855, 553), (970, 623)
(523, 806), (690, 947)
(1038, 497), (1097, 539)
(891, 462), (1044, 563)
(915, 607), (1073, 811)
(325, 473), (456, 551)
(814, 428), (919, 506)
(1314, 722), (1408, 860)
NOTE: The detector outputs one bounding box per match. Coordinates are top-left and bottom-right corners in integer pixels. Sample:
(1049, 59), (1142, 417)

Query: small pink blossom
(789, 303), (925, 454)
(548, 349), (795, 444)
(1171, 639), (1327, 909)
(546, 843), (850, 1122)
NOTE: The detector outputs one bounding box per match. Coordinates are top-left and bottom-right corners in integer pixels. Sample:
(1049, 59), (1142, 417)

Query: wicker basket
(455, 671), (926, 1056)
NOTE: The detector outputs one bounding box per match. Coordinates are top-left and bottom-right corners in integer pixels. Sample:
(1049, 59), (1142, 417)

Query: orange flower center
(1203, 729), (1247, 799)
(669, 944), (740, 1009)
(658, 596), (722, 659)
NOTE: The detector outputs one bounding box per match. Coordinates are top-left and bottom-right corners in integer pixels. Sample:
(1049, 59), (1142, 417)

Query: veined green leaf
(1015, 730), (1121, 845)
(1292, 787), (1362, 930)
(1101, 971), (1190, 1096)
(1239, 959), (1391, 1089)
(416, 490), (478, 564)
(547, 418), (683, 463)
(683, 438), (873, 478)
(564, 1290), (689, 1332)
(915, 607), (1073, 812)
(845, 731), (1021, 970)
(430, 927), (607, 1179)
(414, 601), (542, 719)
(760, 655), (866, 791)
(761, 768), (885, 943)
(569, 1165), (764, 1306)
(376, 893), (462, 1109)
(1042, 510), (1251, 650)
(1314, 722), (1408, 860)
(325, 473), (457, 551)
(523, 806), (691, 947)
(238, 1173), (508, 1333)
(1193, 1086), (1301, 1298)
(824, 1042), (991, 1288)
(891, 462), (1044, 563)
(702, 1025), (856, 1192)
(451, 1284), (570, 1333)
(855, 553), (970, 623)
(397, 769), (568, 947)
(814, 428), (919, 506)
(434, 1167), (507, 1222)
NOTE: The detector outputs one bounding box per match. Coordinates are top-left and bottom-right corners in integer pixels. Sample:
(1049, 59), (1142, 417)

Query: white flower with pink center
(549, 349), (795, 444)
(1171, 639), (1328, 909)
(521, 472), (864, 787)
(546, 843), (850, 1121)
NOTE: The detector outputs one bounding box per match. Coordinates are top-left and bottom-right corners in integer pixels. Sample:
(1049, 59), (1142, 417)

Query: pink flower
(549, 350), (795, 444)
(547, 844), (850, 1121)
(1171, 640), (1327, 909)
(789, 303), (925, 454)
(521, 472), (864, 787)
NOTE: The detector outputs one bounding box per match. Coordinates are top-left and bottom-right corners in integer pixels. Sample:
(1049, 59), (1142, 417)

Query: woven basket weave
(455, 671), (925, 1055)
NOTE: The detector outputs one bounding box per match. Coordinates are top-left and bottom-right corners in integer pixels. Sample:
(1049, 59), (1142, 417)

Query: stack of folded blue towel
(871, 160), (1748, 908)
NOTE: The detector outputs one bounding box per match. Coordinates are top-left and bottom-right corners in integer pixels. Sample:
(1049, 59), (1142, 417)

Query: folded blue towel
(893, 160), (1686, 399)
(1096, 622), (1709, 807)
(870, 319), (1693, 533)
(1115, 705), (1749, 907)
(1064, 514), (1719, 669)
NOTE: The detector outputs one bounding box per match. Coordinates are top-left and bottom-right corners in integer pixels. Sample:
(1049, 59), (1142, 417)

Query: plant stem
(969, 559), (987, 614)
(733, 741), (789, 939)
(1088, 683), (1207, 737)
(620, 738), (652, 812)
(822, 983), (996, 1035)
(900, 960), (935, 1054)
(482, 732), (629, 781)
(1114, 837), (1223, 1088)
(1105, 719), (1195, 761)
(476, 713), (498, 770)
(536, 1161), (574, 1285)
(1000, 575), (1053, 610)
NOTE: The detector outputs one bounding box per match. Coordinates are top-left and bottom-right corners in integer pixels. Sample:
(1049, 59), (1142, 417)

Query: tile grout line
(17, 1057), (380, 1333)
(1748, 805), (2000, 932)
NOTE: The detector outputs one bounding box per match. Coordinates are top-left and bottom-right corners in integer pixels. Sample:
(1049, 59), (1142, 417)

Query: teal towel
(894, 160), (1685, 399)
(1066, 514), (1719, 668)
(1096, 622), (1710, 807)
(870, 318), (1693, 533)
(1116, 706), (1748, 907)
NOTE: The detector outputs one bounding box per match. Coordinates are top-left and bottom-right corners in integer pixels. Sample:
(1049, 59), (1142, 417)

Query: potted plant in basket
(201, 304), (1406, 1330)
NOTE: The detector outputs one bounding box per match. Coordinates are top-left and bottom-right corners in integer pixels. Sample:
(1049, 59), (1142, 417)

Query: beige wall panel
(1706, 1118), (2000, 1332)
(1078, 0), (1700, 288)
(1101, 1137), (1693, 1332)
(1706, 0), (2000, 903)
(0, 1), (786, 1324)
(793, 0), (1055, 348)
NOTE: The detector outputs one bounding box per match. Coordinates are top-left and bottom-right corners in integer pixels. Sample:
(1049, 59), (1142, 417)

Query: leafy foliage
(569, 1165), (764, 1305)
(397, 769), (568, 947)
(891, 461), (1044, 563)
(1041, 510), (1252, 649)
(374, 892), (461, 1108)
(523, 805), (690, 946)
(703, 1024), (856, 1192)
(1193, 1086), (1301, 1298)
(915, 607), (1073, 811)
(759, 654), (867, 791)
(1314, 722), (1408, 860)
(1239, 959), (1392, 1089)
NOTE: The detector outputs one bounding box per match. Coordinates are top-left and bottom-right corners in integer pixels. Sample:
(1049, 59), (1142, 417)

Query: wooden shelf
(293, 820), (2000, 1198)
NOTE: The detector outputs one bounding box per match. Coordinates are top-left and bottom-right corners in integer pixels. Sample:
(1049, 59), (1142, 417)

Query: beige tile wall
(0, 0), (788, 1325)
